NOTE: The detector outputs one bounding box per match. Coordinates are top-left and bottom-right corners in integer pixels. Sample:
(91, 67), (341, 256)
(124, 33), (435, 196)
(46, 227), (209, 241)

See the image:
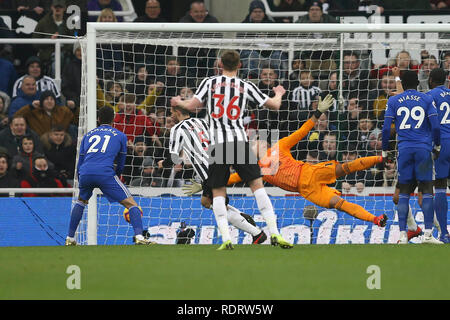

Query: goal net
(74, 22), (450, 245)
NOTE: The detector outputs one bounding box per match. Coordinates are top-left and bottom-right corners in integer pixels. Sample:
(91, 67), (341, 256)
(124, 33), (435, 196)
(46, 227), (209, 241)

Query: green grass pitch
(1, 244), (449, 300)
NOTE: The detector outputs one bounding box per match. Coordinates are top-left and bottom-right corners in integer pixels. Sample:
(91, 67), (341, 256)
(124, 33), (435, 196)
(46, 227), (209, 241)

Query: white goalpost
(75, 22), (450, 246)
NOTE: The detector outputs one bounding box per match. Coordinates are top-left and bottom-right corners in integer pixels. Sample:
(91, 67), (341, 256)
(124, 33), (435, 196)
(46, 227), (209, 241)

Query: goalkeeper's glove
(432, 145), (441, 160)
(314, 94), (334, 118)
(182, 179), (203, 196)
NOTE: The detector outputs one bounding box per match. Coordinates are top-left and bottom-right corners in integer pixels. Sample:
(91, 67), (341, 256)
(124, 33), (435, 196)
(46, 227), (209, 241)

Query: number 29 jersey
(193, 75), (269, 146)
(385, 89), (438, 151)
(78, 125), (128, 176)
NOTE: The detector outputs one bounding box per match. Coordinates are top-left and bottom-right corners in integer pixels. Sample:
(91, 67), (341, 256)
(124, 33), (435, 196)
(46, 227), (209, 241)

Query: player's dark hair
(220, 50), (241, 71)
(98, 106), (115, 125)
(429, 68), (446, 86)
(400, 70), (419, 90)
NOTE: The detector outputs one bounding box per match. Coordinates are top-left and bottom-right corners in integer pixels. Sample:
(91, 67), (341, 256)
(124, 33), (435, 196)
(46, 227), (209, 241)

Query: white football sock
(253, 188), (279, 236)
(406, 205), (418, 231)
(227, 205), (260, 236)
(213, 196), (231, 242)
(135, 234), (144, 241)
(433, 214), (441, 236)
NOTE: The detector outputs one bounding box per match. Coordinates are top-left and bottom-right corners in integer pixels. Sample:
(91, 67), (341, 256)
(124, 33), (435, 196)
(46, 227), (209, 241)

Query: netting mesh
(74, 27), (450, 245)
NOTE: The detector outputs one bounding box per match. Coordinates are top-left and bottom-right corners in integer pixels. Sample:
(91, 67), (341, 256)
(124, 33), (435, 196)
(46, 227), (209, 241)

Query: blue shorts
(79, 174), (132, 203)
(435, 140), (450, 180)
(397, 147), (433, 184)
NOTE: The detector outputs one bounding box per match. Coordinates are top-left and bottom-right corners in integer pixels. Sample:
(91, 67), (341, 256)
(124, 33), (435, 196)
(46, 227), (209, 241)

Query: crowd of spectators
(0, 0), (449, 196)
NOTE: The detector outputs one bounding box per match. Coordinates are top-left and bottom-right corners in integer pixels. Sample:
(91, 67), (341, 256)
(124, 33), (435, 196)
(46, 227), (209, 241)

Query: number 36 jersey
(193, 75), (269, 146)
(385, 89), (438, 151)
(78, 125), (128, 177)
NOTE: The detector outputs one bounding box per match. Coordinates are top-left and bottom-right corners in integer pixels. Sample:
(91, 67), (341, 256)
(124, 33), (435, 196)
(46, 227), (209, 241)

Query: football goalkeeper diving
(183, 94), (388, 227)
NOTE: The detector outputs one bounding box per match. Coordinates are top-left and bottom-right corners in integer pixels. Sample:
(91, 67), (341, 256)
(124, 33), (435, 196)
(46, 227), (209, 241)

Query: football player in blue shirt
(427, 68), (450, 243)
(65, 106), (154, 245)
(382, 70), (442, 244)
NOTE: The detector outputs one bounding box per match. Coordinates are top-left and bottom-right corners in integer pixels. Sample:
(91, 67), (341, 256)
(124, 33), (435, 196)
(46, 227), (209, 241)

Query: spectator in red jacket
(20, 156), (65, 197)
(113, 93), (160, 143)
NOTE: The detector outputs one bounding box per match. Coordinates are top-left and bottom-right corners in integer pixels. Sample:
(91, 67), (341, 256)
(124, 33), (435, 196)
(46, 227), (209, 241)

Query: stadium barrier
(1, 187), (447, 247)
(0, 38), (79, 92)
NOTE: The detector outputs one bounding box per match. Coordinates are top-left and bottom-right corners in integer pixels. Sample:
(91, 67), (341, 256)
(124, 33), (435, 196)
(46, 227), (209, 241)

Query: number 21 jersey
(78, 125), (128, 176)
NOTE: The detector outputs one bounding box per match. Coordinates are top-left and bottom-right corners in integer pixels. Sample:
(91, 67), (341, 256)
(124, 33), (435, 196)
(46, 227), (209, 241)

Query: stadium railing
(0, 38), (79, 91)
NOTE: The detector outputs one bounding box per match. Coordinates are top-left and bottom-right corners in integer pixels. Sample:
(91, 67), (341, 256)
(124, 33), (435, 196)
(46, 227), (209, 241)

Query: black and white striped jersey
(168, 117), (210, 182)
(193, 75), (269, 145)
(290, 85), (321, 111)
(12, 75), (61, 99)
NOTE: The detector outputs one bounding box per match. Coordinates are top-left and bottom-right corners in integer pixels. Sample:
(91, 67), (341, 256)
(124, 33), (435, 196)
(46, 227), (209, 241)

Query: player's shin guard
(226, 205), (260, 237)
(213, 196), (231, 242)
(421, 193), (434, 231)
(435, 189), (448, 236)
(342, 156), (382, 175)
(397, 194), (410, 232)
(128, 206), (144, 236)
(335, 199), (375, 223)
(68, 200), (86, 238)
(254, 188), (279, 236)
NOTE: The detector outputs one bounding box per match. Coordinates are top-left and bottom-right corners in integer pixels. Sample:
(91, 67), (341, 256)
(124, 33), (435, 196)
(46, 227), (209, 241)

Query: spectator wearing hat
(20, 156), (67, 196)
(12, 56), (61, 104)
(239, 0), (288, 79)
(295, 1), (337, 73)
(9, 76), (41, 119)
(241, 0), (274, 23)
(296, 1), (337, 23)
(32, 0), (73, 73)
(14, 90), (75, 136)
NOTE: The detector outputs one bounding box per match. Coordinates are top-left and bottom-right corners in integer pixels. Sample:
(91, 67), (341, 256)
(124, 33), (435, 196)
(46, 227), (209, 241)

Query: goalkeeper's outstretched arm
(281, 94), (335, 150)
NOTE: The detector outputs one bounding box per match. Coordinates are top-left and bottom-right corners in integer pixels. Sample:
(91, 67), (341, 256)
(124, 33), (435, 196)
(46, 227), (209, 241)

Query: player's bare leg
(201, 196), (267, 244)
(65, 197), (89, 246)
(248, 178), (293, 249)
(120, 197), (155, 245)
(330, 195), (387, 227)
(212, 187), (234, 250)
